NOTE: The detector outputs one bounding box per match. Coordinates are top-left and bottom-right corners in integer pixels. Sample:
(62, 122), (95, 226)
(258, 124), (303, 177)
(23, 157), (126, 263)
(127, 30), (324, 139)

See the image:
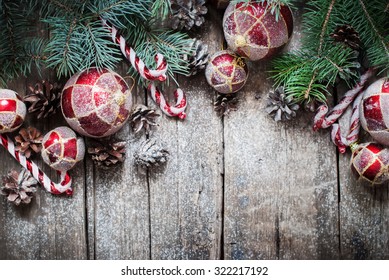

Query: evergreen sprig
(0, 0), (193, 86)
(0, 0), (44, 85)
(342, 0), (389, 73)
(270, 0), (383, 105)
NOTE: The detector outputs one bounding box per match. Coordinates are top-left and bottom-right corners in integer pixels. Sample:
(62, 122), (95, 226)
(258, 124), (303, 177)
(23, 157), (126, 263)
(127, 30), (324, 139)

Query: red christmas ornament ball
(61, 68), (132, 138)
(223, 0), (293, 61)
(41, 126), (85, 172)
(350, 142), (389, 185)
(360, 77), (389, 146)
(205, 50), (249, 94)
(0, 89), (26, 133)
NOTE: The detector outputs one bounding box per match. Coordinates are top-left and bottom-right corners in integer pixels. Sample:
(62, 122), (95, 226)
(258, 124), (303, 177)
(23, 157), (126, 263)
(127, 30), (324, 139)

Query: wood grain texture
(147, 78), (224, 259)
(86, 84), (150, 260)
(223, 7), (340, 260)
(147, 12), (224, 259)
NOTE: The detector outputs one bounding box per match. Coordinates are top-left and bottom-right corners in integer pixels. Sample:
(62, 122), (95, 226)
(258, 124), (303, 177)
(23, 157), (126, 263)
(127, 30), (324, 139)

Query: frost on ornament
(41, 126), (85, 172)
(61, 68), (132, 138)
(223, 0), (293, 61)
(0, 89), (26, 133)
(205, 50), (249, 94)
(350, 142), (389, 185)
(360, 78), (389, 146)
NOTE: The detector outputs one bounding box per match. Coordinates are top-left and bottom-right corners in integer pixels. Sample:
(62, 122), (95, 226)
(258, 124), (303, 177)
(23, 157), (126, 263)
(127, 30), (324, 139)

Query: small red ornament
(41, 126), (85, 172)
(0, 89), (26, 133)
(350, 142), (389, 185)
(360, 77), (389, 146)
(205, 50), (249, 94)
(61, 68), (132, 138)
(223, 0), (293, 61)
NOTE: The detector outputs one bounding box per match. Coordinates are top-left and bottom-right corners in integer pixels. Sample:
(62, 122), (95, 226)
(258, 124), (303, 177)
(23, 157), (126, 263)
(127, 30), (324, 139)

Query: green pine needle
(269, 0), (388, 105)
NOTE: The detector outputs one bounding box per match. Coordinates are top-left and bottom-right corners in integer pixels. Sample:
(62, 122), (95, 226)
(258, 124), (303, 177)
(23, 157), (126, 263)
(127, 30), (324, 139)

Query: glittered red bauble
(205, 50), (249, 94)
(0, 89), (26, 133)
(223, 0), (293, 61)
(41, 126), (85, 172)
(360, 78), (389, 146)
(350, 142), (389, 185)
(61, 68), (132, 138)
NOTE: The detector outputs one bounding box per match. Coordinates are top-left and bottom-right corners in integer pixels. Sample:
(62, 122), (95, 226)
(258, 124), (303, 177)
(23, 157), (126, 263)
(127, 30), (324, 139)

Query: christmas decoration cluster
(1, 0), (389, 208)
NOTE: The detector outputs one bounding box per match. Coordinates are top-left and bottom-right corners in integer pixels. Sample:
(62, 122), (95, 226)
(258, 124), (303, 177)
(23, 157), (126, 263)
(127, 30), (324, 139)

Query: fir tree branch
(318, 0), (336, 55)
(358, 0), (388, 56)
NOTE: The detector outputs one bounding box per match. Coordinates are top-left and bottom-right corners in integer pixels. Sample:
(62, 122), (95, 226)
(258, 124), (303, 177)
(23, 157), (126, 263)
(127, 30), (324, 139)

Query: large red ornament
(223, 0), (293, 61)
(41, 126), (85, 172)
(61, 68), (132, 138)
(350, 142), (389, 185)
(360, 77), (389, 146)
(205, 50), (249, 94)
(0, 89), (26, 133)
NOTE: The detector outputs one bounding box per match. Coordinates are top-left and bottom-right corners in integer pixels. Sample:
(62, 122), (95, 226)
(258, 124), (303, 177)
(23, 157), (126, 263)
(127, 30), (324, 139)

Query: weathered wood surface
(1, 5), (388, 260)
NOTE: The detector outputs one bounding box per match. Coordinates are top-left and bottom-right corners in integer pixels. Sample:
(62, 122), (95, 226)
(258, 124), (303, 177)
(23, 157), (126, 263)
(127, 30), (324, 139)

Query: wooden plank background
(1, 4), (388, 260)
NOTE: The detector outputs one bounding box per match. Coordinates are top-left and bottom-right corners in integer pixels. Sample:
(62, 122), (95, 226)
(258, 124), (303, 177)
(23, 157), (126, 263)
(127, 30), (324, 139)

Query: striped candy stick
(101, 19), (188, 119)
(101, 19), (167, 82)
(330, 91), (364, 153)
(0, 134), (73, 195)
(313, 68), (375, 131)
(148, 82), (187, 120)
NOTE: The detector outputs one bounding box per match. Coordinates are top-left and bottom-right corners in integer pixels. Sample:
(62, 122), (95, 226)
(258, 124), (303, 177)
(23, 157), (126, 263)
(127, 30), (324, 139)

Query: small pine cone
(265, 87), (300, 121)
(1, 169), (38, 206)
(330, 25), (361, 50)
(183, 39), (209, 76)
(134, 139), (169, 169)
(14, 127), (43, 158)
(24, 80), (62, 119)
(88, 140), (126, 167)
(214, 93), (239, 116)
(130, 105), (160, 134)
(170, 0), (208, 31)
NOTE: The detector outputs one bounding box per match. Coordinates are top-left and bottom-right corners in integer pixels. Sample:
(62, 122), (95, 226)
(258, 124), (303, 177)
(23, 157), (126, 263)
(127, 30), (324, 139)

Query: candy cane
(101, 19), (188, 119)
(330, 91), (364, 153)
(313, 68), (375, 131)
(148, 82), (187, 120)
(0, 134), (72, 195)
(101, 19), (167, 82)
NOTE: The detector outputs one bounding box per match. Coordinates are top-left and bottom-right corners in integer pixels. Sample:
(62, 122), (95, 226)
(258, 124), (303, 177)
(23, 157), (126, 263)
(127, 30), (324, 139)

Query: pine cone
(14, 127), (43, 158)
(130, 105), (160, 134)
(183, 39), (209, 76)
(88, 140), (126, 167)
(134, 139), (169, 169)
(24, 80), (62, 119)
(170, 0), (208, 31)
(330, 25), (361, 50)
(265, 87), (300, 121)
(214, 93), (239, 116)
(1, 169), (38, 206)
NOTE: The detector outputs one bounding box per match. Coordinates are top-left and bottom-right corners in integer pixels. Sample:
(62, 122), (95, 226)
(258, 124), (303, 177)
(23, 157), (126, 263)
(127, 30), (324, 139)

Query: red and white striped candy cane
(101, 19), (188, 119)
(313, 68), (374, 131)
(101, 19), (167, 82)
(148, 82), (187, 120)
(0, 134), (73, 195)
(330, 91), (364, 153)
